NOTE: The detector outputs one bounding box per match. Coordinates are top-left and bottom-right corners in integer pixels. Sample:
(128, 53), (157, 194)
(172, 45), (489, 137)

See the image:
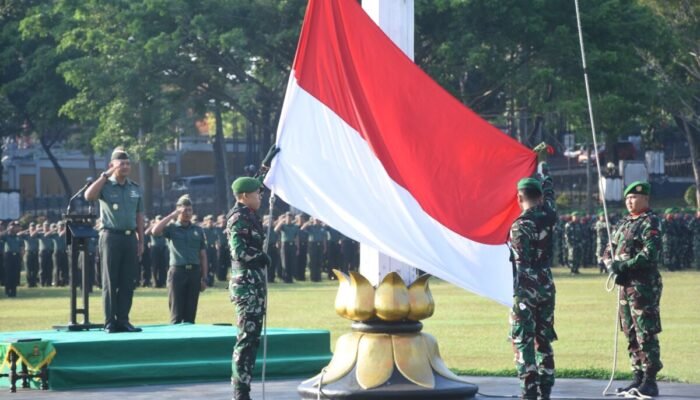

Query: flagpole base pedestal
(297, 271), (478, 399)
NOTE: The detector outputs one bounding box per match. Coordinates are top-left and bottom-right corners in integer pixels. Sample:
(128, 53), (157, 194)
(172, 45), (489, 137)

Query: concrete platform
(5, 376), (699, 399)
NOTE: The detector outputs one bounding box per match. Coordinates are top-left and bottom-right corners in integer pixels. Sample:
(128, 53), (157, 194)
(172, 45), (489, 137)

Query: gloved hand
(609, 260), (626, 275)
(538, 161), (550, 176)
(614, 271), (628, 286)
(262, 145), (280, 168)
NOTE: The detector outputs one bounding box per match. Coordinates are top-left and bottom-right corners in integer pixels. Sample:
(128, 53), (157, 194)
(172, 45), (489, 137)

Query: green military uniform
(21, 231), (40, 287)
(279, 223), (299, 283)
(263, 221), (281, 283)
(38, 229), (55, 287)
(53, 229), (68, 286)
(564, 216), (583, 274)
(595, 216), (609, 273)
(150, 229), (168, 288)
(228, 177), (268, 400)
(304, 223), (327, 282)
(509, 175), (558, 400)
(202, 223), (218, 286)
(162, 220), (206, 324)
(604, 181), (663, 396)
(216, 224), (230, 282)
(296, 218), (309, 281)
(98, 173), (143, 330)
(3, 231), (24, 297)
(660, 210), (678, 270)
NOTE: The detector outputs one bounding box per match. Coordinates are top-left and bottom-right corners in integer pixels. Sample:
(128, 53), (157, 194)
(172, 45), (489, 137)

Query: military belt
(103, 228), (134, 235)
(173, 264), (200, 270)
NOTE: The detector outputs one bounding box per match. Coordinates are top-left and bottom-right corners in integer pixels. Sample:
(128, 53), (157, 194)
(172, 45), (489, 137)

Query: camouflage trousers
(230, 268), (266, 399)
(510, 293), (557, 398)
(619, 282), (663, 374)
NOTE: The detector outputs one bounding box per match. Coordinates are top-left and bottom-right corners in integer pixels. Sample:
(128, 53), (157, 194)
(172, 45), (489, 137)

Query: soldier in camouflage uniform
(594, 212), (609, 273)
(689, 211), (700, 270)
(227, 176), (269, 400)
(508, 165), (557, 400)
(564, 212), (583, 274)
(604, 181), (663, 397)
(660, 209), (678, 271)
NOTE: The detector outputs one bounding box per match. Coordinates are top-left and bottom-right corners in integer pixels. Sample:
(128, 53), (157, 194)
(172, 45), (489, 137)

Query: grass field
(1, 268), (698, 383)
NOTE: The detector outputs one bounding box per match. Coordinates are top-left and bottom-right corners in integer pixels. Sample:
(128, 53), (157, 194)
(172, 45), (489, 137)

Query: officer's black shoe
(104, 322), (118, 333)
(117, 322), (143, 333)
(538, 386), (552, 400)
(637, 371), (659, 397)
(616, 370), (644, 393)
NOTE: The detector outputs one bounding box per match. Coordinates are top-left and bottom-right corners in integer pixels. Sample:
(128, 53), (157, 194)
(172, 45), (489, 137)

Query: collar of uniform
(629, 208), (651, 219)
(174, 220), (193, 229)
(233, 202), (252, 214)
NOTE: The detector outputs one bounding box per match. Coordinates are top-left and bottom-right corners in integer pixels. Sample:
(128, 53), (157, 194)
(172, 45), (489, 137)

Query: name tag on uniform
(130, 190), (139, 198)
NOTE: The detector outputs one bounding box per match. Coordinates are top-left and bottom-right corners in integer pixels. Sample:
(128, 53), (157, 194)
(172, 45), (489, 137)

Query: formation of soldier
(0, 208), (360, 298)
(553, 208), (700, 273)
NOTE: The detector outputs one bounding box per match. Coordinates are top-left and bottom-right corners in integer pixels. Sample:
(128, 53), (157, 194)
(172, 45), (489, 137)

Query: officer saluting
(85, 147), (144, 333)
(150, 195), (208, 324)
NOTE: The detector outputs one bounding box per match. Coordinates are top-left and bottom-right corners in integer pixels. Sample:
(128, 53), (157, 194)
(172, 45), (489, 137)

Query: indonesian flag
(265, 0), (536, 306)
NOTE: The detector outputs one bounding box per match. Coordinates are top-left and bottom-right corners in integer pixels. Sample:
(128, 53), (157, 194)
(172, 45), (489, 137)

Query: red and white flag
(265, 0), (536, 306)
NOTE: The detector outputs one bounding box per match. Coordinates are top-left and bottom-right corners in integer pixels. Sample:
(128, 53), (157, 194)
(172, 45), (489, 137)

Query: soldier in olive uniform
(3, 221), (25, 297)
(151, 195), (208, 324)
(147, 216), (169, 288)
(85, 147), (145, 333)
(262, 214), (281, 283)
(274, 212), (299, 283)
(595, 212), (609, 273)
(326, 224), (343, 279)
(228, 177), (269, 400)
(53, 221), (69, 286)
(296, 214), (309, 281)
(201, 215), (218, 287)
(508, 167), (558, 400)
(20, 222), (40, 287)
(564, 212), (583, 274)
(660, 209), (678, 271)
(604, 181), (663, 397)
(39, 221), (54, 287)
(302, 217), (327, 282)
(216, 214), (230, 282)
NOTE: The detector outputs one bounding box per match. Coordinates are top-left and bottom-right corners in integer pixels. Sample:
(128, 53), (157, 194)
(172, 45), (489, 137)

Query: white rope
(573, 0), (623, 396)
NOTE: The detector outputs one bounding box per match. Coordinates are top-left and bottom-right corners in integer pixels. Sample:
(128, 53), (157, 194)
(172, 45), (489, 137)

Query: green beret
(517, 178), (542, 194)
(176, 195), (192, 207)
(232, 177), (262, 194)
(571, 211), (580, 217)
(597, 210), (605, 217)
(111, 147), (129, 160)
(623, 181), (650, 197)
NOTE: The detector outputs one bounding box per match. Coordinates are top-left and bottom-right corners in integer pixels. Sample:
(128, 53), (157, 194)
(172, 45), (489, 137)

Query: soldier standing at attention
(295, 214), (309, 281)
(38, 221), (54, 287)
(146, 216), (168, 288)
(84, 147), (144, 333)
(274, 212), (299, 283)
(564, 212), (583, 274)
(302, 217), (327, 282)
(508, 162), (558, 400)
(215, 214), (230, 282)
(595, 211), (609, 274)
(604, 181), (663, 397)
(660, 209), (677, 271)
(151, 195), (207, 324)
(3, 221), (25, 297)
(228, 177), (269, 400)
(201, 215), (218, 287)
(53, 221), (69, 286)
(20, 222), (40, 287)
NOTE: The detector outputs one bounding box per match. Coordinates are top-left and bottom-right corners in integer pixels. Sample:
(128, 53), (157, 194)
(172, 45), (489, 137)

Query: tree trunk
(212, 100), (229, 212)
(40, 135), (72, 202)
(675, 115), (700, 210)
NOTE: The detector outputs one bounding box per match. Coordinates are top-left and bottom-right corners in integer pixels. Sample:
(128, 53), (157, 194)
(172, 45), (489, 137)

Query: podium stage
(0, 324), (331, 390)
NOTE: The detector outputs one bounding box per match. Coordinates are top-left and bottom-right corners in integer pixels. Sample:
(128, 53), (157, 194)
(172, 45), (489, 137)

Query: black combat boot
(637, 370), (659, 397)
(616, 370), (643, 393)
(521, 386), (538, 400)
(538, 385), (552, 400)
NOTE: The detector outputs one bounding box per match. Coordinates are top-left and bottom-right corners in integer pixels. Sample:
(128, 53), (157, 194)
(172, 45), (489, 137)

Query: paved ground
(5, 376), (700, 399)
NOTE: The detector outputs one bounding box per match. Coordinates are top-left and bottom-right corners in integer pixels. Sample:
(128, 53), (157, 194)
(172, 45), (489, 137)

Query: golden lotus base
(297, 332), (478, 399)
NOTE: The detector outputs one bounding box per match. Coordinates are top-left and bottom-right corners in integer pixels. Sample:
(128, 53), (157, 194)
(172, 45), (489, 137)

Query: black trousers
(167, 265), (201, 324)
(100, 231), (138, 325)
(217, 245), (230, 281)
(53, 251), (69, 286)
(308, 242), (323, 282)
(76, 250), (96, 292)
(24, 251), (39, 287)
(151, 245), (168, 288)
(296, 243), (308, 281)
(280, 242), (297, 283)
(39, 250), (53, 286)
(206, 246), (217, 286)
(3, 252), (20, 297)
(141, 243), (152, 286)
